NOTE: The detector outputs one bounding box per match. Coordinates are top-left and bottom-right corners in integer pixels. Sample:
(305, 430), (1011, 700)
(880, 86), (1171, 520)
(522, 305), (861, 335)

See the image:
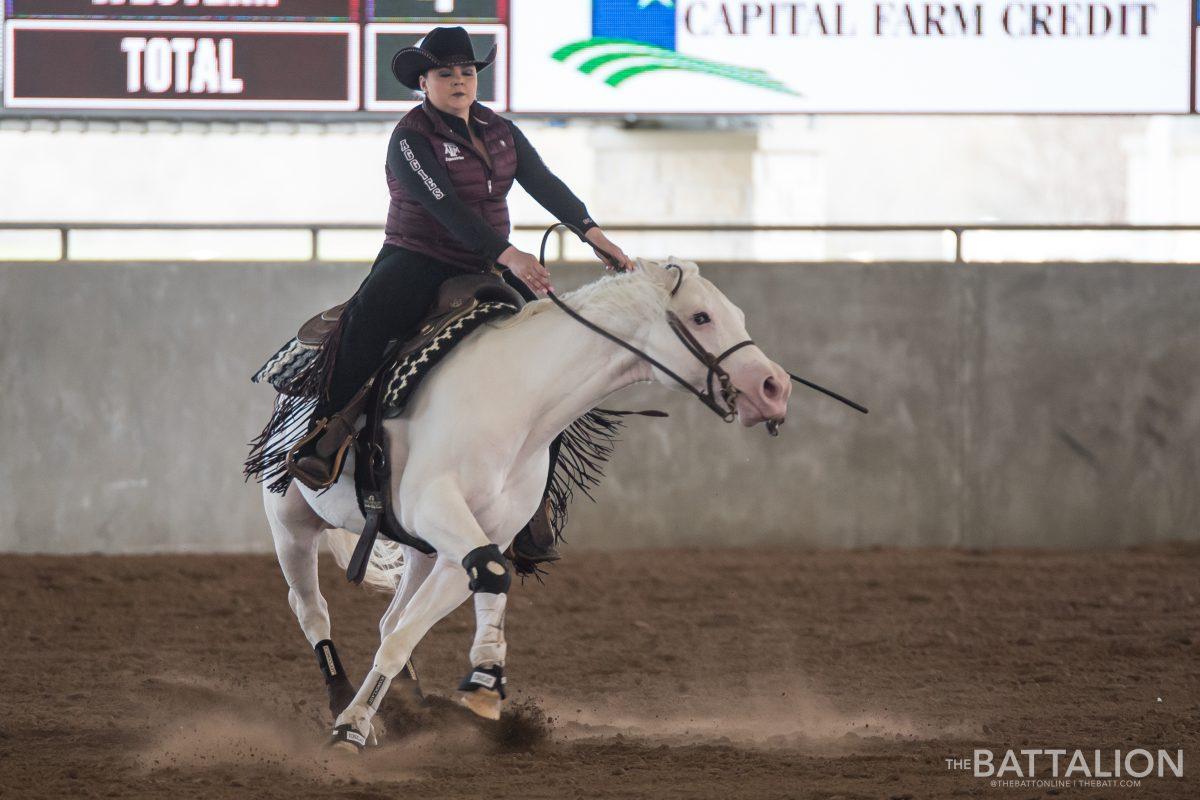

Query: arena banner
(3, 20), (360, 110)
(369, 0), (503, 22)
(365, 22), (506, 110)
(509, 0), (1195, 113)
(5, 1), (359, 20)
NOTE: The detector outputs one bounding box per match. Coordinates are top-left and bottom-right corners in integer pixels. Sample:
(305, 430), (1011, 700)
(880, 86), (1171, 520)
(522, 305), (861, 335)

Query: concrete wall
(2, 259), (1198, 553)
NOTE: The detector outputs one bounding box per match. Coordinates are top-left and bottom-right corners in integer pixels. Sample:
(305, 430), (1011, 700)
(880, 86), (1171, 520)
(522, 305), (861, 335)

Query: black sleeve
(510, 122), (599, 239)
(387, 128), (512, 263)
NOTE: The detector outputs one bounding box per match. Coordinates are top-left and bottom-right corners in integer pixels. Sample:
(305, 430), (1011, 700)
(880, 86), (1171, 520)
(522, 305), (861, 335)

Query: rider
(287, 26), (634, 564)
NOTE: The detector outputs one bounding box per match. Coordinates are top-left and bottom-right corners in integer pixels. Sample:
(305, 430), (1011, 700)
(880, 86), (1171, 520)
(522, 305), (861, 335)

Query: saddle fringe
(243, 312), (348, 494)
(545, 408), (665, 544)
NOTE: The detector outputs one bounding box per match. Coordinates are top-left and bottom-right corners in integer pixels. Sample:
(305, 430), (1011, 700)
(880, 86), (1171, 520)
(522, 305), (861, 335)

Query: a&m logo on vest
(443, 142), (464, 161)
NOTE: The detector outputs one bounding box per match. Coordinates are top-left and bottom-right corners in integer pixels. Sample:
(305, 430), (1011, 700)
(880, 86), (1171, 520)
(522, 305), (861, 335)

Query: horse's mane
(491, 259), (698, 329)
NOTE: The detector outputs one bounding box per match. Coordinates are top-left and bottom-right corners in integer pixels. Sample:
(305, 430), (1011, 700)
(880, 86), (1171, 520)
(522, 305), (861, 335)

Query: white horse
(261, 257), (791, 750)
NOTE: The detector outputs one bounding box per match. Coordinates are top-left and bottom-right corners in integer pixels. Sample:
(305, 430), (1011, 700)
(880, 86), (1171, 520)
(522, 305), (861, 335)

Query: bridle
(537, 223), (868, 435)
(664, 285), (756, 421)
(540, 226), (753, 423)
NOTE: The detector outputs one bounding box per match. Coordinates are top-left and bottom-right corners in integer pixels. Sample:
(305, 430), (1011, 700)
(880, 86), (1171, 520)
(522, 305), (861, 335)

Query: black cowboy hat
(391, 26), (497, 91)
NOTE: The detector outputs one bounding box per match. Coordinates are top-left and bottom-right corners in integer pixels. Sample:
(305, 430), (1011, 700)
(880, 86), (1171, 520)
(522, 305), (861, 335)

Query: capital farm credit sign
(510, 0), (1195, 113)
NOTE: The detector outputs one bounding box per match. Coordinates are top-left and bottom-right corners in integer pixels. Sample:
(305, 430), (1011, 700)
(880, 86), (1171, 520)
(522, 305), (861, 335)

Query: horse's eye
(692, 312), (711, 325)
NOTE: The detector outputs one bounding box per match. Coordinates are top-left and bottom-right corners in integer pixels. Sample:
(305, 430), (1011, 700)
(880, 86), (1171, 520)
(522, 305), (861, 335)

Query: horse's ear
(636, 257), (673, 289)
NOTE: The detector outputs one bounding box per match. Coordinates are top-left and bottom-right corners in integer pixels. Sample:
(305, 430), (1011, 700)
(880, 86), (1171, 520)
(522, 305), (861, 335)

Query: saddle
(294, 273), (525, 584)
(299, 274), (524, 351)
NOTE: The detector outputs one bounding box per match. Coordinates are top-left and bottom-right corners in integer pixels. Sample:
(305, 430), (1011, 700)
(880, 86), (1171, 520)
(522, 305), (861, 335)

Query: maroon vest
(384, 100), (518, 272)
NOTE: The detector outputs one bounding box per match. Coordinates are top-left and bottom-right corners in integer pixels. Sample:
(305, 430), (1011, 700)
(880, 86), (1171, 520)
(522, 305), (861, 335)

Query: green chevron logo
(551, 37), (802, 96)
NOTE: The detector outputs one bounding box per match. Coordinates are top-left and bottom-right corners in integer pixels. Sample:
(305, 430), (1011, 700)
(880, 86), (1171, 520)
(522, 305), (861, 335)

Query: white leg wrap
(348, 671), (393, 724)
(333, 667), (393, 733)
(362, 669), (393, 718)
(468, 592), (508, 667)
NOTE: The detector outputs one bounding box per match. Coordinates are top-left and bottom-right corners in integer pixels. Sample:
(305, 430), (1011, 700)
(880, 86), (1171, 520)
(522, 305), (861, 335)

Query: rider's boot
(286, 412), (357, 490)
(510, 497), (561, 572)
(286, 379), (376, 490)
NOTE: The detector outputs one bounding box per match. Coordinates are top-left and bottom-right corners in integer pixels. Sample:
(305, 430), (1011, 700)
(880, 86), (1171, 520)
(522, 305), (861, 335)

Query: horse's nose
(763, 374), (782, 402)
(763, 365), (792, 412)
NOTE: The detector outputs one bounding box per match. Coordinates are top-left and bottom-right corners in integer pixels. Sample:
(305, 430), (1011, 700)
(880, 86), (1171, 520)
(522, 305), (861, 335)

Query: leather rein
(539, 224), (756, 425)
(536, 223), (868, 435)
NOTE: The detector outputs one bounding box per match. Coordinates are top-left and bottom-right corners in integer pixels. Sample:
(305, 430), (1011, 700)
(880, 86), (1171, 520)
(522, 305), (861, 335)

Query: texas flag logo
(552, 0), (799, 95)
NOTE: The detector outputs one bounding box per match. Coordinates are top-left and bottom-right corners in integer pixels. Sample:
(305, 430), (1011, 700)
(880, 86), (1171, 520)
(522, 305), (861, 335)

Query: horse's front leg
(458, 581), (509, 720)
(455, 462), (548, 719)
(375, 545), (439, 708)
(331, 555), (472, 750)
(330, 477), (513, 749)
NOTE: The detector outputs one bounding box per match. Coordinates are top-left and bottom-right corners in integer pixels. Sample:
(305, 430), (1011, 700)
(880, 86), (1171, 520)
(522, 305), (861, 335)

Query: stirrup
(285, 417), (353, 490)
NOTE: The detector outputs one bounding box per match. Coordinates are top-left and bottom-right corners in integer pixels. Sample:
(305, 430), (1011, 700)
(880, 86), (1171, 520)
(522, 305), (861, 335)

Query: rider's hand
(584, 228), (636, 272)
(498, 245), (554, 294)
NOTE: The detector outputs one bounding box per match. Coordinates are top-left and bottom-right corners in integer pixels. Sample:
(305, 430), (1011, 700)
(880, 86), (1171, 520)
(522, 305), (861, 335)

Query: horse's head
(635, 257), (791, 429)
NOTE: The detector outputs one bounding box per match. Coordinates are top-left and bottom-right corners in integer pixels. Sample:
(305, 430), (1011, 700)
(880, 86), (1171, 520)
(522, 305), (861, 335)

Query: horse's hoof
(328, 723), (366, 754)
(367, 716), (385, 746)
(457, 665), (506, 720)
(458, 687), (503, 720)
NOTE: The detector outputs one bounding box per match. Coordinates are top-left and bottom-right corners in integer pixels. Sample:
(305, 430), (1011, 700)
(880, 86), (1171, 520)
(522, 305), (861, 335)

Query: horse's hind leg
(263, 485), (356, 719)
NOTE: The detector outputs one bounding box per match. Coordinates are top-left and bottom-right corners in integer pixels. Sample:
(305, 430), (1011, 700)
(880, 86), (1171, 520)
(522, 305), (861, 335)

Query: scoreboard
(6, 1), (360, 19)
(1, 0), (508, 111)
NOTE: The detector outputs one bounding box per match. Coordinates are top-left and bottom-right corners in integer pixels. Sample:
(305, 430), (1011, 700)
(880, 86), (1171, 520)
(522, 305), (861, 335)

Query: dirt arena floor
(1, 544), (1197, 799)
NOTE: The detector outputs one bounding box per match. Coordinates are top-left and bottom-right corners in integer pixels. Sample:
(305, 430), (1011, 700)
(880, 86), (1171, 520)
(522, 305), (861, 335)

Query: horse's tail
(325, 530), (406, 593)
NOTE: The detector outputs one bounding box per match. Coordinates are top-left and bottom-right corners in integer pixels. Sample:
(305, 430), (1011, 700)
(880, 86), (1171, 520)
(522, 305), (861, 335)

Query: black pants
(320, 244), (536, 417)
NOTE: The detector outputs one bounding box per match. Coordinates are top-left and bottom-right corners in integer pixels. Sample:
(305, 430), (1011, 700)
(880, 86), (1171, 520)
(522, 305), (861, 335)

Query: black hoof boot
(328, 676), (356, 719)
(510, 531), (560, 577)
(458, 664), (506, 721)
(513, 528), (561, 561)
(329, 723), (366, 753)
(315, 640), (357, 719)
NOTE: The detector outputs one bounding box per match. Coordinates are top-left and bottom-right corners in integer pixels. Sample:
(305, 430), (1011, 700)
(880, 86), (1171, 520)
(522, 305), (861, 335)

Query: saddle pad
(252, 337), (318, 395)
(381, 300), (518, 415)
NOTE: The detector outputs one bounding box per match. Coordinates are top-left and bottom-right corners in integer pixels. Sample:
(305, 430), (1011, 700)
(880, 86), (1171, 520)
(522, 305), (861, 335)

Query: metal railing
(525, 223), (1200, 265)
(3, 221), (1200, 263)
